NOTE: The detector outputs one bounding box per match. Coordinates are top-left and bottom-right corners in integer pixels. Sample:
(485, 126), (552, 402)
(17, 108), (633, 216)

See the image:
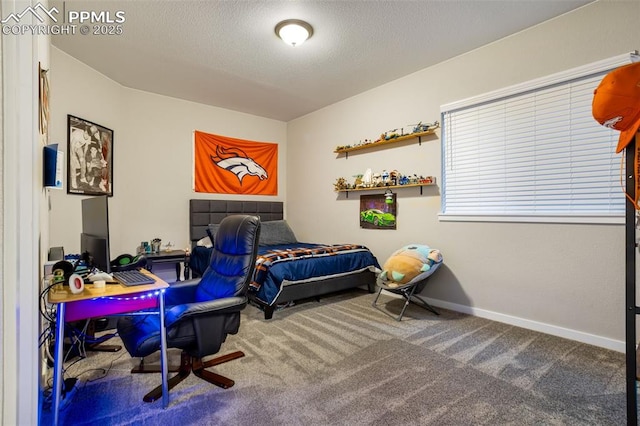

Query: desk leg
(52, 302), (66, 426)
(159, 291), (169, 408)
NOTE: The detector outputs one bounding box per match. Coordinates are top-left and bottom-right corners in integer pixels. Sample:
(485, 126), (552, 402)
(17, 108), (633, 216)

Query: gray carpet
(42, 289), (626, 425)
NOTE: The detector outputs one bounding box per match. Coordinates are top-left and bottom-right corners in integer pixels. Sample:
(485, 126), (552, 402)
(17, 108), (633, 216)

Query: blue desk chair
(117, 215), (260, 402)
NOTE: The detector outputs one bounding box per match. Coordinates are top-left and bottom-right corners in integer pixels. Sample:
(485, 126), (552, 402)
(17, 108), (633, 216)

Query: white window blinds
(440, 54), (635, 223)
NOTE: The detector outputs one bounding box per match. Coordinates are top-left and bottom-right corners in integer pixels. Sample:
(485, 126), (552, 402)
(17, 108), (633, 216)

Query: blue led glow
(89, 289), (165, 302)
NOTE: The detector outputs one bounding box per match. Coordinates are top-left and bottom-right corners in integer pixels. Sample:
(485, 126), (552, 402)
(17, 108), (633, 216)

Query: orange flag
(194, 130), (278, 195)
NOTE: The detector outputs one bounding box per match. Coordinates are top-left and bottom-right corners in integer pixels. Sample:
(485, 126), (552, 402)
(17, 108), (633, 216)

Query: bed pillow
(196, 236), (212, 248)
(205, 224), (220, 246)
(259, 220), (298, 246)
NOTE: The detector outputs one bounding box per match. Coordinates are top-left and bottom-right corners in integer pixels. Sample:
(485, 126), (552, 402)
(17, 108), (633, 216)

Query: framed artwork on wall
(359, 193), (397, 230)
(38, 62), (50, 141)
(67, 115), (113, 196)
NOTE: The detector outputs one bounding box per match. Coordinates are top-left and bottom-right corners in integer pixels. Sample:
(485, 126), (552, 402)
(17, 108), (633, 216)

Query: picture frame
(67, 115), (113, 196)
(38, 62), (50, 141)
(359, 193), (397, 230)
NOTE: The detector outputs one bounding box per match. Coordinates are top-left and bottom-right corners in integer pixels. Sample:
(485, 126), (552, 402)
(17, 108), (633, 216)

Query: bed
(189, 199), (381, 319)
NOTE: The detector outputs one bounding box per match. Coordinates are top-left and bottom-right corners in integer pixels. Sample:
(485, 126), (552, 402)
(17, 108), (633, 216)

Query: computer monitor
(81, 196), (111, 273)
(80, 233), (110, 273)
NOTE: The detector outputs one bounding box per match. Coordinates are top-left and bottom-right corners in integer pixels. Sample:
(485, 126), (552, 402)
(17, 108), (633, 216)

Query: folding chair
(372, 262), (441, 321)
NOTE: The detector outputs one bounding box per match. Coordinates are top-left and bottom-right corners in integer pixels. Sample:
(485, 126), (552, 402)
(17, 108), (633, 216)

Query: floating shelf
(334, 128), (438, 156)
(336, 181), (436, 197)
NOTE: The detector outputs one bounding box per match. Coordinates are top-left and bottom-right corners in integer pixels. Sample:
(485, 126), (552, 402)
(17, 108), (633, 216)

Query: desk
(145, 250), (190, 281)
(48, 271), (170, 426)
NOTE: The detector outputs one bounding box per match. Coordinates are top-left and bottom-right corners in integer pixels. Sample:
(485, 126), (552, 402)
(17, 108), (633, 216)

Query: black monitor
(81, 196), (111, 273)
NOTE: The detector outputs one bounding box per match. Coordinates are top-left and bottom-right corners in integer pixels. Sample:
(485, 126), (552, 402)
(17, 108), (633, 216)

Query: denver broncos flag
(194, 130), (278, 195)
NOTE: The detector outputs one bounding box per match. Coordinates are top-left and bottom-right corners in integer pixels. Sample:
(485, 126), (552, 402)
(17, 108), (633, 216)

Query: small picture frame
(67, 115), (113, 196)
(360, 193), (397, 230)
(38, 62), (50, 141)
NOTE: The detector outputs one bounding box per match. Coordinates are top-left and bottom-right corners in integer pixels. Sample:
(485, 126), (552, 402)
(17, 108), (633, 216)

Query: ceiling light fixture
(275, 19), (313, 47)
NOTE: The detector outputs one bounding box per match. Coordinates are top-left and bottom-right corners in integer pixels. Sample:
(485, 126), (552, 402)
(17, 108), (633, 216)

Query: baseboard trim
(424, 297), (625, 353)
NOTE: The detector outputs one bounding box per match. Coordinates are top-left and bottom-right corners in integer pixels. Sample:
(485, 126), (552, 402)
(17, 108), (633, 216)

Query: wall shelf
(334, 128), (438, 158)
(336, 182), (435, 197)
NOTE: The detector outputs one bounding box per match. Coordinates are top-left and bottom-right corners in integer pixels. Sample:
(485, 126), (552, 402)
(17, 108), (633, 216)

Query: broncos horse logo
(211, 145), (268, 184)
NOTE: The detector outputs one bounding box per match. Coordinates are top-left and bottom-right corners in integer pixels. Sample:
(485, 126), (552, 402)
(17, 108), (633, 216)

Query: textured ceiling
(50, 0), (593, 122)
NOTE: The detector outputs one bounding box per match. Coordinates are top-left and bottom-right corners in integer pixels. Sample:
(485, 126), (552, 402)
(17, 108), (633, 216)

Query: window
(440, 53), (636, 224)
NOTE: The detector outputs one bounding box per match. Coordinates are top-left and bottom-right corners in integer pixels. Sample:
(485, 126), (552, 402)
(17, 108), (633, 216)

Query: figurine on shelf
(373, 172), (382, 187)
(384, 129), (400, 140)
(334, 177), (348, 191)
(381, 170), (390, 185)
(353, 174), (364, 189)
(362, 168), (373, 188)
(408, 120), (440, 134)
(389, 170), (400, 186)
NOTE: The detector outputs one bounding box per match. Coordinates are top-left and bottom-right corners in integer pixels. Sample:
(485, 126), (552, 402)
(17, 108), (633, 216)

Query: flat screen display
(81, 196), (111, 273)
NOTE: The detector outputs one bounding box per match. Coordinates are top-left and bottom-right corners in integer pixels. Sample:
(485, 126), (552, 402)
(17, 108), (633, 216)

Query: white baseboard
(423, 297), (625, 353)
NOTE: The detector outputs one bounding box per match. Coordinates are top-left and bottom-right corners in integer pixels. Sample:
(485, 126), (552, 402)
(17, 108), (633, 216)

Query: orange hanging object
(593, 62), (640, 209)
(194, 130), (278, 195)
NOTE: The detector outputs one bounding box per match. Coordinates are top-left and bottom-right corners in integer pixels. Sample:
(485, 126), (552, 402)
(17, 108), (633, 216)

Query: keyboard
(112, 270), (156, 286)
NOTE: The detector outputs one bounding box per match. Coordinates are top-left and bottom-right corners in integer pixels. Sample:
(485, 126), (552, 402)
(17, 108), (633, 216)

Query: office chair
(116, 214), (261, 402)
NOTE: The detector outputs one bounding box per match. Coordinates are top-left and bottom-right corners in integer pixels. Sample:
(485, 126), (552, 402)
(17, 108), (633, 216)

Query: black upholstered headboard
(189, 199), (283, 243)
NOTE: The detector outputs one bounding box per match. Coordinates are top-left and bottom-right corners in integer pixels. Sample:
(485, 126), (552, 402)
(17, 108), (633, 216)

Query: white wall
(48, 48), (287, 257)
(287, 0), (640, 351)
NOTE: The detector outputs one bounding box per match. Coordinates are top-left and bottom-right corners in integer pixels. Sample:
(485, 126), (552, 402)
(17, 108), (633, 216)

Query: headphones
(113, 254), (136, 266)
(51, 260), (76, 285)
(111, 254), (147, 271)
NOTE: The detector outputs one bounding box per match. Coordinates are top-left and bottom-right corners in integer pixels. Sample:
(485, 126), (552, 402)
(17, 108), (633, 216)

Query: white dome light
(275, 19), (313, 47)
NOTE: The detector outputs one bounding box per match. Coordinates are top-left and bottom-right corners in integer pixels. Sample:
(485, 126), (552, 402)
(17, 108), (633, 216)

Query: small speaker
(48, 246), (65, 261)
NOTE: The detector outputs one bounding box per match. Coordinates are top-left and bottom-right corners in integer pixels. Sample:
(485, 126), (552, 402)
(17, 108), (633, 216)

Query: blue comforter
(189, 243), (381, 306)
(250, 243), (380, 306)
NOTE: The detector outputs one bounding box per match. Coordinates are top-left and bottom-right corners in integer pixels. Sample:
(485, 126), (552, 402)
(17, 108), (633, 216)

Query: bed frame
(189, 199), (376, 319)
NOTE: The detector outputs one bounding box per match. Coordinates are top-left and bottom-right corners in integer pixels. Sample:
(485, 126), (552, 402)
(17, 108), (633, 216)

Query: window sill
(437, 213), (624, 225)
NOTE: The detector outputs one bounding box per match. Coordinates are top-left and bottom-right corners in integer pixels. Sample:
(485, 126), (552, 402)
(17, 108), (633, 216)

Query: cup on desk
(86, 279), (106, 295)
(151, 241), (161, 253)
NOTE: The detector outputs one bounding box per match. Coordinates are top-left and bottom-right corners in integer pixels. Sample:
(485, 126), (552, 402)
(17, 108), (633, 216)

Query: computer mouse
(88, 272), (113, 282)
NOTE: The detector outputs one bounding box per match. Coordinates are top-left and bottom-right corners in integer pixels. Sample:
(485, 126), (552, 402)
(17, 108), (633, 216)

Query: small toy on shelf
(389, 170), (399, 186)
(362, 168), (373, 188)
(384, 128), (401, 140)
(334, 177), (348, 191)
(408, 121), (440, 134)
(381, 170), (390, 185)
(372, 172), (382, 187)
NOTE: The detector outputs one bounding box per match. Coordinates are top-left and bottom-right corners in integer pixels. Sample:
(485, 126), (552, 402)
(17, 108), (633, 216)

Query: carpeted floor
(41, 289), (627, 425)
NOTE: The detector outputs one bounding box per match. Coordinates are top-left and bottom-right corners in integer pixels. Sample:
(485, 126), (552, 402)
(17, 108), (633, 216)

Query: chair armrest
(164, 279), (200, 305)
(165, 296), (247, 328)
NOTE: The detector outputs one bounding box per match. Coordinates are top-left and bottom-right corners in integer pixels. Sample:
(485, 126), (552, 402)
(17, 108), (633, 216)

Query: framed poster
(67, 115), (113, 196)
(359, 193), (397, 229)
(38, 62), (50, 141)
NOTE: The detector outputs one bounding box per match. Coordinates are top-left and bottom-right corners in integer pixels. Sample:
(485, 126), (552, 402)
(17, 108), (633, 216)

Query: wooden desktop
(47, 270), (170, 426)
